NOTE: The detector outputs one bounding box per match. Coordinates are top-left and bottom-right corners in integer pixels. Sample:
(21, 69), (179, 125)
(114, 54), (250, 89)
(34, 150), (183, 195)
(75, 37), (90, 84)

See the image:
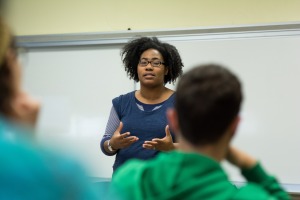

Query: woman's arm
(100, 106), (139, 155)
(100, 106), (120, 155)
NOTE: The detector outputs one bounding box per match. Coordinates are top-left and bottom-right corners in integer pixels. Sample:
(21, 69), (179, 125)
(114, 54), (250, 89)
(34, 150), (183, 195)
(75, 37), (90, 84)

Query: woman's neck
(137, 86), (173, 104)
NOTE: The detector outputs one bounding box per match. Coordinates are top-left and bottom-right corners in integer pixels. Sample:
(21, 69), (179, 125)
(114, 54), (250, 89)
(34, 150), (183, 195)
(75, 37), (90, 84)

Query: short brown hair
(175, 64), (243, 145)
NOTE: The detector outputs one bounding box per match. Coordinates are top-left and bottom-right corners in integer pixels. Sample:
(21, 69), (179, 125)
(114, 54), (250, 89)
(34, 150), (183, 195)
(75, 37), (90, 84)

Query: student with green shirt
(109, 64), (291, 200)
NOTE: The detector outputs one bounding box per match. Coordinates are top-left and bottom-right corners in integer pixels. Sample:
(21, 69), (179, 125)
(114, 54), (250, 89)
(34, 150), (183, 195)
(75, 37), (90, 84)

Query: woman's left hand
(143, 125), (176, 151)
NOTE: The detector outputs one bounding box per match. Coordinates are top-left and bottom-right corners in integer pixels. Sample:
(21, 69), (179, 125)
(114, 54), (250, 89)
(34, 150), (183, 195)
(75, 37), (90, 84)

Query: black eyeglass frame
(138, 59), (165, 68)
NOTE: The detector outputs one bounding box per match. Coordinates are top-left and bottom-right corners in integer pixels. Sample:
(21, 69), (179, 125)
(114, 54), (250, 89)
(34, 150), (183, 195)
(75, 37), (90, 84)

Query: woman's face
(137, 48), (168, 88)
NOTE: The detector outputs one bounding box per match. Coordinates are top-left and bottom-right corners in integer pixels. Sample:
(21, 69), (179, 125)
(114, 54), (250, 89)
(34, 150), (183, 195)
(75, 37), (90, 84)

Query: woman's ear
(164, 67), (168, 75)
(167, 108), (179, 134)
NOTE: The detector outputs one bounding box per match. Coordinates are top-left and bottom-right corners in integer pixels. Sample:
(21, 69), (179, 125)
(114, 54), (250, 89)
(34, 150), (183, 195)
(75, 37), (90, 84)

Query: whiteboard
(21, 45), (134, 178)
(169, 37), (300, 189)
(20, 26), (300, 191)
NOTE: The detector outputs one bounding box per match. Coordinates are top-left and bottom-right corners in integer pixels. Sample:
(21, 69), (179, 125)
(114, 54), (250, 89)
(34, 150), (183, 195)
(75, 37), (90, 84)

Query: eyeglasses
(138, 59), (165, 68)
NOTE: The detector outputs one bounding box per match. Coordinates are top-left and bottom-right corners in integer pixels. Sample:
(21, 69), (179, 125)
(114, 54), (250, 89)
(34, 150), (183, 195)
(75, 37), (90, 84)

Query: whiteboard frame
(17, 22), (300, 48)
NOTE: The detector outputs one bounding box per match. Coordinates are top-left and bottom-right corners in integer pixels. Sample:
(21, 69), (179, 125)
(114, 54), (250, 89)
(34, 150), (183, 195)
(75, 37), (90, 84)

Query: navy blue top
(103, 91), (176, 172)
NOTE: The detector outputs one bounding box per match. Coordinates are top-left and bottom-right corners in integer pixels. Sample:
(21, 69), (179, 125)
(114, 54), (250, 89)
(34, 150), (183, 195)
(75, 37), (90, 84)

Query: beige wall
(4, 0), (300, 36)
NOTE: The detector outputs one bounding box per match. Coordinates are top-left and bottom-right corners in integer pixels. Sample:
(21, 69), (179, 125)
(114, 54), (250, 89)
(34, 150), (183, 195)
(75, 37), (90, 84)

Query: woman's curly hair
(121, 37), (184, 84)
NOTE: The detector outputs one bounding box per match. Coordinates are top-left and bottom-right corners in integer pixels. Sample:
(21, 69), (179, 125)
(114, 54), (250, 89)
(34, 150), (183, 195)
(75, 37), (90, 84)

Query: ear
(164, 67), (168, 75)
(167, 108), (179, 134)
(228, 116), (240, 138)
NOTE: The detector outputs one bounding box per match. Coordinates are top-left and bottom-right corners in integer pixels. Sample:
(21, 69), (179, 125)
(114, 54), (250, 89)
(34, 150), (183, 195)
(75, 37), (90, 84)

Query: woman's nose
(145, 63), (153, 70)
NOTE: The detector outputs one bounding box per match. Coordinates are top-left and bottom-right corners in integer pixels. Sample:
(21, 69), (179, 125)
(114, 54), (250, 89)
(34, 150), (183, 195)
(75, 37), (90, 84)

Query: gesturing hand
(110, 122), (139, 150)
(143, 125), (176, 151)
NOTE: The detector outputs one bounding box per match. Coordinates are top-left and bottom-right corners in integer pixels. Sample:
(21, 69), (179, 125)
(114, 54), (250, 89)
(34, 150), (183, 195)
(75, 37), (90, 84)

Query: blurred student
(0, 17), (101, 199)
(110, 64), (291, 200)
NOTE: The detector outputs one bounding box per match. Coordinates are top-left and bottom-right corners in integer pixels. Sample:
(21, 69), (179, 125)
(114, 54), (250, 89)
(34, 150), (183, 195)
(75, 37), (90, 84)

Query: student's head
(172, 64), (242, 146)
(0, 18), (20, 118)
(121, 37), (183, 84)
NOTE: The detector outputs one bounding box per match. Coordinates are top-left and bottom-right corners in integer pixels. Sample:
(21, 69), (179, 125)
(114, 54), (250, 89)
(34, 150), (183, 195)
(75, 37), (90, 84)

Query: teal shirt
(110, 151), (291, 200)
(0, 117), (101, 199)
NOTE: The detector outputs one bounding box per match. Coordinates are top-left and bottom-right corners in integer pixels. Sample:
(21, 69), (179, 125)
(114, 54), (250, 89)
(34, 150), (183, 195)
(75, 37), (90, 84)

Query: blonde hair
(0, 17), (15, 117)
(0, 17), (11, 67)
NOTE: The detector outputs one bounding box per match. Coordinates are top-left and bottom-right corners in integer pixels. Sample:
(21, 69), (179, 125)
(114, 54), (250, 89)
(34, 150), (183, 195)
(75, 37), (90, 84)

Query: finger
(123, 136), (138, 142)
(120, 136), (138, 145)
(165, 125), (171, 137)
(152, 138), (162, 142)
(130, 136), (139, 142)
(144, 141), (158, 145)
(116, 121), (123, 133)
(121, 132), (131, 139)
(142, 144), (154, 149)
(122, 138), (139, 148)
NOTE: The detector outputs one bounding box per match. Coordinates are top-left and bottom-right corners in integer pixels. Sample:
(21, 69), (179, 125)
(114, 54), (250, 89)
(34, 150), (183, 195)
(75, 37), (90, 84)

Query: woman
(100, 37), (184, 172)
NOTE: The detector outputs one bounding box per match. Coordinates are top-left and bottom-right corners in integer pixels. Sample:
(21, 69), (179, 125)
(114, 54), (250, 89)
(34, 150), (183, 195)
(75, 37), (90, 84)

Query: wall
(3, 0), (300, 36)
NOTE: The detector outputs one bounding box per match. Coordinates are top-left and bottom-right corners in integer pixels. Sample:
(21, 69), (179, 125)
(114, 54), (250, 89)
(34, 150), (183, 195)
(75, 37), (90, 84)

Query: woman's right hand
(109, 122), (139, 150)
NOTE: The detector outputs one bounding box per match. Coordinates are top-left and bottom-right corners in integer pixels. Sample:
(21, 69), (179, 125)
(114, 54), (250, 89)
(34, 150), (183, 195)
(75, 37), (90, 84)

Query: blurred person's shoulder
(0, 116), (101, 199)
